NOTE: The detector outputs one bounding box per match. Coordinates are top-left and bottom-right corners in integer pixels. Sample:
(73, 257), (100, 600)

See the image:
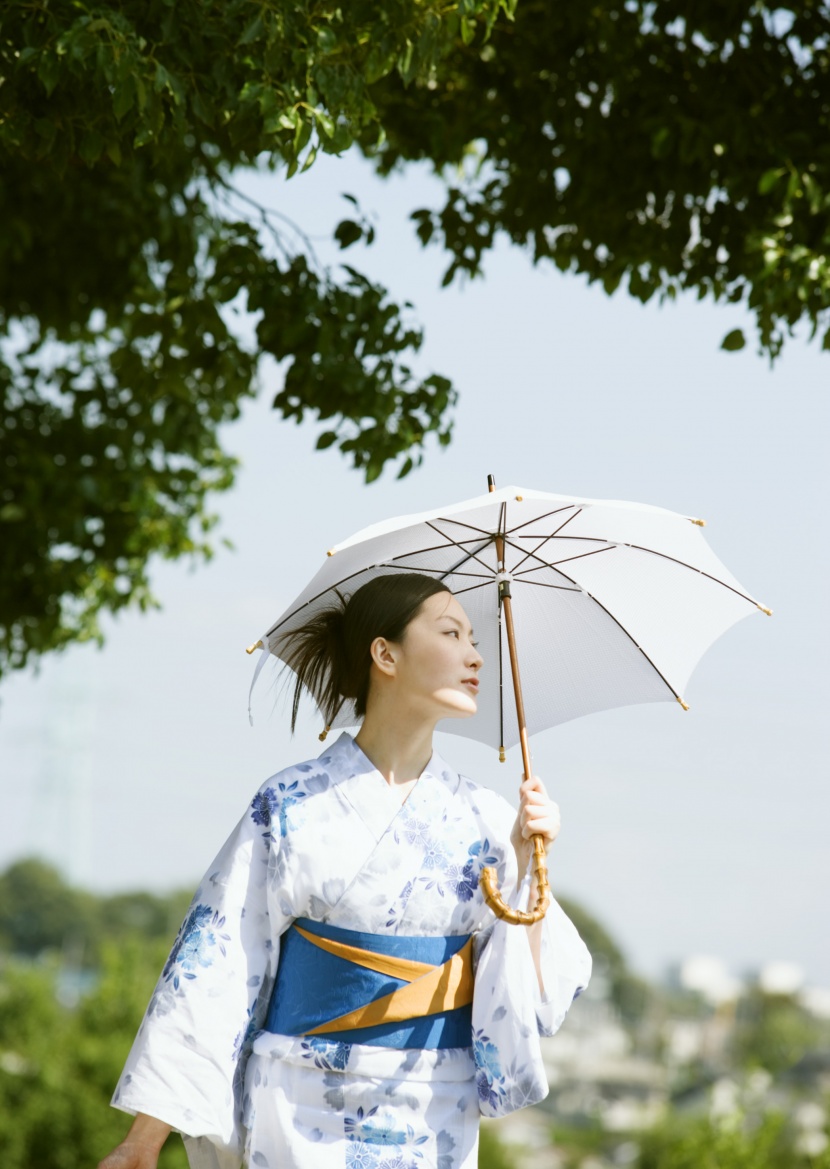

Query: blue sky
(2, 149), (828, 987)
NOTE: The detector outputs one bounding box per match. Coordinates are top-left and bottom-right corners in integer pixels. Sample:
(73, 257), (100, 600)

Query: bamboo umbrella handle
(481, 835), (550, 925)
(480, 494), (551, 925)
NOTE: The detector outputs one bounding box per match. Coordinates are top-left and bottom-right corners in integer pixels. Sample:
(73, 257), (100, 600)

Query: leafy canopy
(371, 1), (830, 357)
(1, 0), (508, 677)
(2, 1), (828, 679)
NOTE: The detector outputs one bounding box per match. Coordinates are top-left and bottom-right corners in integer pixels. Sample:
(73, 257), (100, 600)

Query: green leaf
(803, 173), (823, 214)
(315, 430), (338, 449)
(366, 39), (397, 84)
(317, 26), (337, 53)
(364, 461), (383, 484)
(113, 78), (134, 120)
(78, 130), (104, 164)
(334, 219), (363, 249)
(190, 89), (213, 126)
(238, 15), (264, 45)
(315, 108), (336, 138)
(721, 328), (746, 351)
(758, 167), (785, 195)
(36, 53), (60, 97)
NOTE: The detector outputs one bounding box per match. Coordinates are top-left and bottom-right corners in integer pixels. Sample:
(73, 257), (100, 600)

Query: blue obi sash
(265, 917), (473, 1050)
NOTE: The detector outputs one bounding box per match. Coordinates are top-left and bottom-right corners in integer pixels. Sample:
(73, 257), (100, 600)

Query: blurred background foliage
(0, 859), (827, 1168)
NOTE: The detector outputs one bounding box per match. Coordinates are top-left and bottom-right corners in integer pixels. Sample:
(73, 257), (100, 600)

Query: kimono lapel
(327, 732), (451, 841)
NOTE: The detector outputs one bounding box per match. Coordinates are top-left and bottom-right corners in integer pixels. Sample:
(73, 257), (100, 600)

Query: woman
(99, 574), (591, 1169)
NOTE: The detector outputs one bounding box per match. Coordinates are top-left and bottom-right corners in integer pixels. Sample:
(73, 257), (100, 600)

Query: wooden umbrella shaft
(479, 576), (551, 925)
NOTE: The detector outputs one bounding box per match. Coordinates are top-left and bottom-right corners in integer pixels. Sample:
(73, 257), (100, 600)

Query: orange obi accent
(291, 925), (474, 1037)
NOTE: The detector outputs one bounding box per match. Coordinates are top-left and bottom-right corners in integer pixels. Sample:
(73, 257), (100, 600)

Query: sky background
(2, 149), (828, 989)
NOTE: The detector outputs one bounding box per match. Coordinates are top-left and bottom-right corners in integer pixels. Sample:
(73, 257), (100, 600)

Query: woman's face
(373, 590), (484, 720)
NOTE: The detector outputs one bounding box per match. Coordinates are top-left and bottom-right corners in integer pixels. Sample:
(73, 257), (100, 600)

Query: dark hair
(276, 573), (451, 731)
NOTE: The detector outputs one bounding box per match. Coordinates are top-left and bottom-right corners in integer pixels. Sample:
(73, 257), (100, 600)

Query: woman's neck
(354, 714), (435, 787)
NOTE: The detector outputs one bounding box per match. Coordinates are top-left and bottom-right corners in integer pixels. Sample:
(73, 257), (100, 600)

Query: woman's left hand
(510, 774), (561, 879)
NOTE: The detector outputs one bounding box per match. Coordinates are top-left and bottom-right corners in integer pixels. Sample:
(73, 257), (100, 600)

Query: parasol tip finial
(327, 549), (335, 557)
(246, 639), (263, 655)
(498, 746), (506, 762)
(487, 474), (496, 493)
(677, 697), (690, 711)
(757, 604), (773, 616)
(319, 725), (331, 741)
(690, 517), (706, 527)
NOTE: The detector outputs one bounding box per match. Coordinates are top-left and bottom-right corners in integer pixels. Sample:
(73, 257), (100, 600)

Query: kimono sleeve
(471, 831), (592, 1118)
(111, 785), (288, 1161)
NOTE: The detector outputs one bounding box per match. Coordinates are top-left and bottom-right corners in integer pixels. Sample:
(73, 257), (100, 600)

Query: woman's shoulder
(252, 751), (337, 801)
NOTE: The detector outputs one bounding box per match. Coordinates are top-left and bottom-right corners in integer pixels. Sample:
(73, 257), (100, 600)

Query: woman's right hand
(97, 1113), (172, 1169)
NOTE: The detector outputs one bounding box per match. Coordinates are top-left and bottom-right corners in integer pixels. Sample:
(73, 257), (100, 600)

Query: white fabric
(252, 485), (765, 745)
(112, 732), (591, 1169)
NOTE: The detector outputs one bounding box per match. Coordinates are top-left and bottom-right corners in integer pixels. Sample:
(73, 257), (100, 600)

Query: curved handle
(480, 834), (550, 925)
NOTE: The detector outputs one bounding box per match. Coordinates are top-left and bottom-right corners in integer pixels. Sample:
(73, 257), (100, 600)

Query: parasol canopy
(248, 483), (770, 754)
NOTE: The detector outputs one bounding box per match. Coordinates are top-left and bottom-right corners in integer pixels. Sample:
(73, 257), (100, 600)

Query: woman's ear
(368, 636), (398, 678)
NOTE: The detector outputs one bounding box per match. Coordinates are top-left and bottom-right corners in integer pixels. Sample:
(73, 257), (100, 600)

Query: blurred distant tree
(0, 858), (191, 961)
(559, 895), (653, 1024)
(732, 986), (823, 1075)
(635, 1109), (830, 1169)
(2, 1), (828, 680)
(0, 859), (97, 957)
(0, 942), (188, 1169)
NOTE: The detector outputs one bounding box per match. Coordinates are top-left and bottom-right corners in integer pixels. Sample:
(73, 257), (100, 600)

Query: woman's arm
(97, 1113), (172, 1169)
(509, 773), (561, 995)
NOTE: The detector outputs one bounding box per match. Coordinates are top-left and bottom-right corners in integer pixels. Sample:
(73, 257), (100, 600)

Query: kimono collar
(316, 732), (462, 838)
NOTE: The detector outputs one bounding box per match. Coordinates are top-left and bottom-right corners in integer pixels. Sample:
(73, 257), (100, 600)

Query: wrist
(124, 1114), (172, 1155)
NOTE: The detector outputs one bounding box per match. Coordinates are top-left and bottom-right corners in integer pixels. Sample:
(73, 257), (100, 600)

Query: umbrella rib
(543, 565), (686, 706)
(509, 508), (584, 573)
(424, 522), (495, 574)
(379, 563), (491, 581)
(622, 543), (760, 606)
(451, 580), (495, 597)
(511, 533), (607, 542)
(513, 546), (617, 575)
(266, 537), (496, 636)
(501, 534), (578, 581)
(505, 504), (579, 537)
(510, 580), (583, 591)
(511, 536), (757, 608)
(267, 566), (383, 636)
(428, 516), (499, 540)
(547, 507), (584, 538)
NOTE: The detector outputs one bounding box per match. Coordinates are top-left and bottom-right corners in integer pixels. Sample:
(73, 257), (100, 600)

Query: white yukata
(113, 732), (591, 1169)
